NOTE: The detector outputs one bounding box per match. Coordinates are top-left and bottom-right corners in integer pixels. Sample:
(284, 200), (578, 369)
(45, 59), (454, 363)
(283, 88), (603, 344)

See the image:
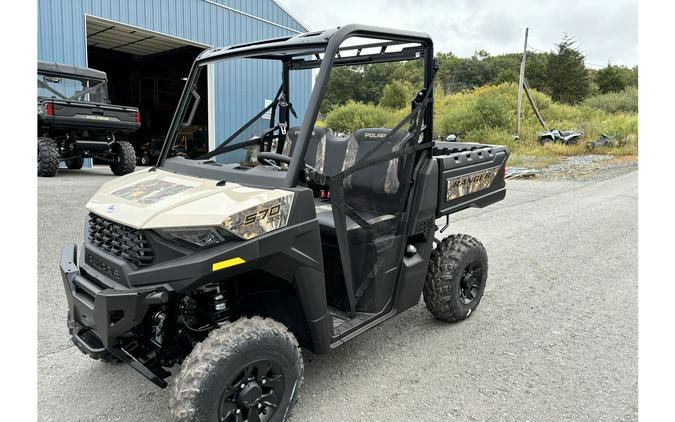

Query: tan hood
(86, 168), (294, 230)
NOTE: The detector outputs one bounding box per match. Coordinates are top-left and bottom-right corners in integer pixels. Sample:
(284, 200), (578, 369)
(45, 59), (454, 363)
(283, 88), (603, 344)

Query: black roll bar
(284, 24), (434, 187)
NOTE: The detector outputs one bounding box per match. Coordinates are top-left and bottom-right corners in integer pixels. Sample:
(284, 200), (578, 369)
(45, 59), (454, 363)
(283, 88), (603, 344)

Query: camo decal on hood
(86, 168), (295, 230)
(111, 180), (194, 205)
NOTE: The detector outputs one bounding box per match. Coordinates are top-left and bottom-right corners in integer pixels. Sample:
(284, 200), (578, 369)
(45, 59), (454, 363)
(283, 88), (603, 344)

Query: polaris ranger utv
(60, 25), (509, 422)
(38, 61), (138, 176)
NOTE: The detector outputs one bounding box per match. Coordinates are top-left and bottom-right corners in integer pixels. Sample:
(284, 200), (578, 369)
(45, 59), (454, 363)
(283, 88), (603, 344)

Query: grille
(87, 213), (155, 268)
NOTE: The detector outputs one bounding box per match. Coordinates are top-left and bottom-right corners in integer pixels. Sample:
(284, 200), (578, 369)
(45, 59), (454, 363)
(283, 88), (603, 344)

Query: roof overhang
(85, 15), (208, 56)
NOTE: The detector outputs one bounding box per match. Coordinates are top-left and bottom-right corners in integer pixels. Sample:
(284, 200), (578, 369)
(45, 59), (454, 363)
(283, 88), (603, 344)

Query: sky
(279, 0), (638, 67)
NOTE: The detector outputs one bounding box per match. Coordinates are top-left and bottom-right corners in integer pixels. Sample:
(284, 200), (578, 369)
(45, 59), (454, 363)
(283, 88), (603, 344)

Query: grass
(321, 82), (639, 167)
(581, 87), (638, 114)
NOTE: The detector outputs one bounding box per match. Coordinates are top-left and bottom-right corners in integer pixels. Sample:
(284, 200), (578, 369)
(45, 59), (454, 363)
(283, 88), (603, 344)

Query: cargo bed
(433, 142), (509, 217)
(38, 99), (140, 133)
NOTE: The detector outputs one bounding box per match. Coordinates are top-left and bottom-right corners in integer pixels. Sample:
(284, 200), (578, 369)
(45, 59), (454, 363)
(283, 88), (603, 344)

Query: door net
(328, 90), (433, 314)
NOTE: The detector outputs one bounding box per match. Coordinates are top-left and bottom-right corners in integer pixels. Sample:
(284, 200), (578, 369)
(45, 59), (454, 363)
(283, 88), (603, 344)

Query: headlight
(155, 227), (233, 248)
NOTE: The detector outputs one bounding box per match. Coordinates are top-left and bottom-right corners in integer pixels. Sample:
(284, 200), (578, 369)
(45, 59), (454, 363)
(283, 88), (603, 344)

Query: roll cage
(38, 61), (109, 103)
(157, 24), (435, 188)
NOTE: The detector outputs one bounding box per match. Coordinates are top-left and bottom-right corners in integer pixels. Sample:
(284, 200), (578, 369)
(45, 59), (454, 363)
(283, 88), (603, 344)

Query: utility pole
(516, 27), (529, 137)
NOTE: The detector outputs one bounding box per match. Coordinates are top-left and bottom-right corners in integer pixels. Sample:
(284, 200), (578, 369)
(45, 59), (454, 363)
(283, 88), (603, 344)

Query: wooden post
(523, 79), (547, 129)
(516, 27), (529, 137)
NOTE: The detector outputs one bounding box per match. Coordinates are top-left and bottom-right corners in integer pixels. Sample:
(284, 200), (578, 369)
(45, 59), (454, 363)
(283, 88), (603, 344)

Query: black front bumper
(60, 243), (170, 387)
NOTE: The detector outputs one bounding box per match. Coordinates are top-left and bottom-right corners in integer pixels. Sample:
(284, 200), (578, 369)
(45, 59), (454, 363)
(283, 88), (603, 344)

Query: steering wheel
(257, 152), (317, 186)
(257, 151), (291, 166)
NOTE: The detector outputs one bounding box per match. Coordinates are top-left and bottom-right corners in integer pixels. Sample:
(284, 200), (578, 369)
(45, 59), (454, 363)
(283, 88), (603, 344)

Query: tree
(435, 52), (460, 93)
(523, 52), (550, 93)
(546, 35), (590, 104)
(320, 67), (363, 114)
(449, 52), (497, 91)
(628, 66), (638, 87)
(595, 63), (628, 93)
(361, 62), (400, 102)
(380, 80), (415, 109)
(495, 68), (519, 84)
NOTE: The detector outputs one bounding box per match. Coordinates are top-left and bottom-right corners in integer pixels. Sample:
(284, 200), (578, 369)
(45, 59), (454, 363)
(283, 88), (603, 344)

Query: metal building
(37, 0), (312, 162)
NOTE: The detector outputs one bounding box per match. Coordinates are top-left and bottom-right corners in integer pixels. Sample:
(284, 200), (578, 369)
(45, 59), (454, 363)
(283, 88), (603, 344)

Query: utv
(38, 61), (138, 177)
(60, 25), (509, 422)
(135, 137), (164, 166)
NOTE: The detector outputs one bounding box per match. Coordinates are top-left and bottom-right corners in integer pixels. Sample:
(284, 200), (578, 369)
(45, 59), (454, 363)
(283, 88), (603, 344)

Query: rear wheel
(65, 156), (84, 169)
(37, 137), (59, 177)
(170, 317), (303, 422)
(109, 141), (136, 176)
(423, 234), (488, 322)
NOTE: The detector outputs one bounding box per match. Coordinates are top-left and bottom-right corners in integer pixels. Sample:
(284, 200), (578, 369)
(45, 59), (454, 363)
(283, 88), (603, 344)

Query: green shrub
(581, 87), (638, 114)
(473, 94), (513, 128)
(323, 101), (393, 133)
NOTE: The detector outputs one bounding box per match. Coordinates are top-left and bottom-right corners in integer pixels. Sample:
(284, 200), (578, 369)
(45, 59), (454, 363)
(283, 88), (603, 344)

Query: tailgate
(42, 100), (140, 132)
(434, 142), (509, 217)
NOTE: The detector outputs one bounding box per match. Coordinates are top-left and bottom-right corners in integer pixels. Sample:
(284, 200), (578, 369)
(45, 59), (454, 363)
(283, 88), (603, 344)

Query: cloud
(279, 0), (638, 66)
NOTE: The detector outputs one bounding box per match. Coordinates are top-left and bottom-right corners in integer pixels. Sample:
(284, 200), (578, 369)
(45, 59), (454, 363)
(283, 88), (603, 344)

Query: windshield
(163, 57), (311, 164)
(38, 72), (108, 103)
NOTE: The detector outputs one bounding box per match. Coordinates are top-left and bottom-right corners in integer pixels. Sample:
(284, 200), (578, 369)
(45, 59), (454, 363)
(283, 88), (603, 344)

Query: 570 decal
(243, 204), (281, 226)
(223, 194), (293, 240)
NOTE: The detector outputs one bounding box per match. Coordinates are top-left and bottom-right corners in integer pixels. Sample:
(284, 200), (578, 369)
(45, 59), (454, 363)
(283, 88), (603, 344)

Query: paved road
(38, 167), (638, 421)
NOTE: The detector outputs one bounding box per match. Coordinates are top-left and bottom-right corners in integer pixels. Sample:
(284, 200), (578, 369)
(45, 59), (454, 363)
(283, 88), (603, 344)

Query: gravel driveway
(38, 166), (638, 421)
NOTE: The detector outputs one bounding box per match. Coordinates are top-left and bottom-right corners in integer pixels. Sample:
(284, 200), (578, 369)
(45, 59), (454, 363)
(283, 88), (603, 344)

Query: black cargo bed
(39, 99), (140, 132)
(433, 142), (509, 217)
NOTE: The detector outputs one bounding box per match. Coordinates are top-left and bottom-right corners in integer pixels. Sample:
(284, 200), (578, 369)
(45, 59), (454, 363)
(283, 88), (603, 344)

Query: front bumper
(60, 243), (170, 387)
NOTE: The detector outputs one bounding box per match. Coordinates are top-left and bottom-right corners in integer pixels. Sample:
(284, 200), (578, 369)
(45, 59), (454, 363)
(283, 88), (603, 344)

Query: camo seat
(315, 128), (411, 236)
(283, 127), (348, 176)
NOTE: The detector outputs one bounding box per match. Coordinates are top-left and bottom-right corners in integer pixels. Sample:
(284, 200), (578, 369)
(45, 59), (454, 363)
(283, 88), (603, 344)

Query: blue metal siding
(207, 1), (306, 33)
(37, 0), (312, 162)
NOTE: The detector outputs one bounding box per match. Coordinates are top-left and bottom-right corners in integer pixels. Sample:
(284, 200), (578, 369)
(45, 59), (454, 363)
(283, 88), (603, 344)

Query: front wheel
(170, 317), (303, 422)
(423, 234), (488, 322)
(109, 141), (136, 176)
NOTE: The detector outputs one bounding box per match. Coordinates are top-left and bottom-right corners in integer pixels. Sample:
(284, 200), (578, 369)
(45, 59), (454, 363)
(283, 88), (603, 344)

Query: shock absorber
(152, 311), (167, 346)
(211, 285), (230, 323)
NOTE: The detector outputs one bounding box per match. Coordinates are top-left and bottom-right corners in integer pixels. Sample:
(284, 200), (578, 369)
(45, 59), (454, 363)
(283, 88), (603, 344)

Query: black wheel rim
(218, 359), (285, 422)
(459, 261), (483, 305)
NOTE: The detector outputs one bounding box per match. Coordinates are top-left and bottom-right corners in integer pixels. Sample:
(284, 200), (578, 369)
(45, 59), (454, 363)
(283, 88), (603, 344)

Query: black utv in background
(38, 61), (139, 176)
